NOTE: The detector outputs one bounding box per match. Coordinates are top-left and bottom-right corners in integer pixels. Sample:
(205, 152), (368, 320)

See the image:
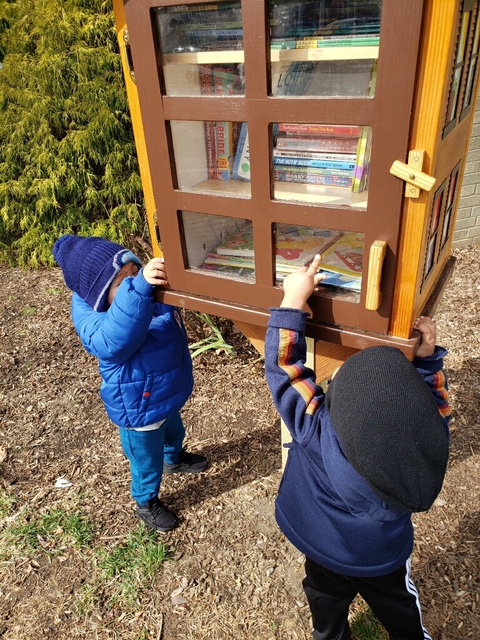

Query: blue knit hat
(52, 235), (142, 312)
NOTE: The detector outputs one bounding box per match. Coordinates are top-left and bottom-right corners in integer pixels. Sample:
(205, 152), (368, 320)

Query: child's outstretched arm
(281, 254), (326, 310)
(412, 316), (451, 425)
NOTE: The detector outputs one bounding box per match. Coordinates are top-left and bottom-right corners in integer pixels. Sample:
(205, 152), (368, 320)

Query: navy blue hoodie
(265, 308), (450, 577)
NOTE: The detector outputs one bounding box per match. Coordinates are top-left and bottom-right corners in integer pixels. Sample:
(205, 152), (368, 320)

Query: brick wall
(453, 87), (480, 246)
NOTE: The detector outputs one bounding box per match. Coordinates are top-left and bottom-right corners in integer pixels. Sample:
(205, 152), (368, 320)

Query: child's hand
(143, 257), (168, 287)
(413, 316), (437, 358)
(280, 254), (326, 310)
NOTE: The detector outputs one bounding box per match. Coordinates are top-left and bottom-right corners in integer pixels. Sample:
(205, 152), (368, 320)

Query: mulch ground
(0, 244), (479, 639)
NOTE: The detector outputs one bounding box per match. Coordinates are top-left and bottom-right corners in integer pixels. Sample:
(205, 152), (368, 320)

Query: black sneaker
(163, 448), (207, 475)
(135, 498), (178, 532)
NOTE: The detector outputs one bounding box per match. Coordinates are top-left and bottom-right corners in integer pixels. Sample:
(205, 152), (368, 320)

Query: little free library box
(113, 0), (480, 375)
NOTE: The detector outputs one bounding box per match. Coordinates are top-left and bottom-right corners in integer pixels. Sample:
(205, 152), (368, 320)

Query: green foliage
(188, 312), (236, 357)
(0, 0), (145, 267)
(0, 505), (95, 558)
(83, 526), (169, 609)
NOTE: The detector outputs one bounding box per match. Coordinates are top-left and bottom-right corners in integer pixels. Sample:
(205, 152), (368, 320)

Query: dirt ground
(0, 244), (479, 640)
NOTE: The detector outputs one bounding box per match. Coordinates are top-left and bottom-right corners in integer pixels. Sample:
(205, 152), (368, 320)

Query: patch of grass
(47, 287), (63, 294)
(351, 604), (388, 640)
(0, 490), (16, 519)
(80, 525), (170, 612)
(188, 312), (236, 357)
(21, 306), (37, 316)
(0, 506), (95, 558)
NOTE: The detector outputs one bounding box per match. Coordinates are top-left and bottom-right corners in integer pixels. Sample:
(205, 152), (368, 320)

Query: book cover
(319, 232), (364, 276)
(276, 135), (359, 154)
(318, 268), (362, 292)
(274, 225), (342, 271)
(232, 122), (250, 181)
(215, 222), (254, 256)
(273, 156), (356, 170)
(276, 62), (316, 96)
(277, 123), (363, 137)
(212, 64), (243, 96)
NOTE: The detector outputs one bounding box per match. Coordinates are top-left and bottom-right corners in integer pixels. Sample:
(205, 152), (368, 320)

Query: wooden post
(234, 321), (358, 469)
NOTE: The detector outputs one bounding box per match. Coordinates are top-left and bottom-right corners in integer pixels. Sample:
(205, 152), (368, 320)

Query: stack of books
(156, 3), (244, 53)
(273, 123), (371, 192)
(198, 222), (363, 291)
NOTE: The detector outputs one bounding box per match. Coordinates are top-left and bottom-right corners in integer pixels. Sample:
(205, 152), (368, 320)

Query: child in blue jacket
(53, 235), (207, 532)
(264, 254), (450, 640)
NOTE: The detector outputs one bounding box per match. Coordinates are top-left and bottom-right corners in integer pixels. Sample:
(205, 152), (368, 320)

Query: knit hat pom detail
(52, 235), (142, 312)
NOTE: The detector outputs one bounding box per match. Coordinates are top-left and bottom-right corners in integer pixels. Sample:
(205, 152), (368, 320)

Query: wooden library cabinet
(113, 0), (480, 372)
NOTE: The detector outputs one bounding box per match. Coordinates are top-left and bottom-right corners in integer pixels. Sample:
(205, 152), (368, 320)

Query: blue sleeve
(264, 307), (326, 444)
(72, 269), (155, 364)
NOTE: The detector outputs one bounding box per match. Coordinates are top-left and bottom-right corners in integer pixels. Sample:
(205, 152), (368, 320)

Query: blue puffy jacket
(71, 269), (194, 428)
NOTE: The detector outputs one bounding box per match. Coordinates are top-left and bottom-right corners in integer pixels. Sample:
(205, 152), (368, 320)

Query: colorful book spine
(189, 28), (243, 37)
(199, 66), (218, 180)
(273, 149), (356, 162)
(215, 121), (238, 180)
(277, 123), (362, 137)
(273, 156), (356, 170)
(232, 123), (250, 181)
(276, 136), (359, 154)
(274, 171), (353, 187)
(271, 37), (379, 49)
(273, 165), (354, 177)
(352, 127), (372, 193)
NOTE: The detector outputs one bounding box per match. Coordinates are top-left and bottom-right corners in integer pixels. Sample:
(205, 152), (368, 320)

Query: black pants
(303, 556), (431, 640)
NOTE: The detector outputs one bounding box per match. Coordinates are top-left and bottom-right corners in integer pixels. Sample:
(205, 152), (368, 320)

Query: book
(199, 262), (256, 279)
(274, 171), (353, 187)
(274, 225), (342, 272)
(212, 64), (243, 96)
(215, 222), (254, 256)
(277, 123), (363, 137)
(317, 268), (362, 292)
(271, 164), (354, 177)
(276, 135), (359, 154)
(273, 156), (356, 170)
(212, 222), (342, 263)
(232, 122), (250, 181)
(319, 232), (364, 277)
(199, 66), (218, 179)
(275, 61), (317, 96)
(352, 127), (372, 193)
(215, 121), (239, 180)
(204, 252), (255, 268)
(271, 36), (380, 49)
(273, 149), (357, 162)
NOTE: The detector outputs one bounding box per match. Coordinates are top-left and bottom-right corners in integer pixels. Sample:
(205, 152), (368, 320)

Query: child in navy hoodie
(264, 254), (450, 640)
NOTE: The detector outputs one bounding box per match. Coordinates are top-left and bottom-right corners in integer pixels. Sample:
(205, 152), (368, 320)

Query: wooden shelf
(178, 179), (368, 208)
(162, 46), (379, 65)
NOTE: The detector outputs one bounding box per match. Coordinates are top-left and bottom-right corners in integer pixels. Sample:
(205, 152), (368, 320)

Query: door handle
(365, 240), (387, 311)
